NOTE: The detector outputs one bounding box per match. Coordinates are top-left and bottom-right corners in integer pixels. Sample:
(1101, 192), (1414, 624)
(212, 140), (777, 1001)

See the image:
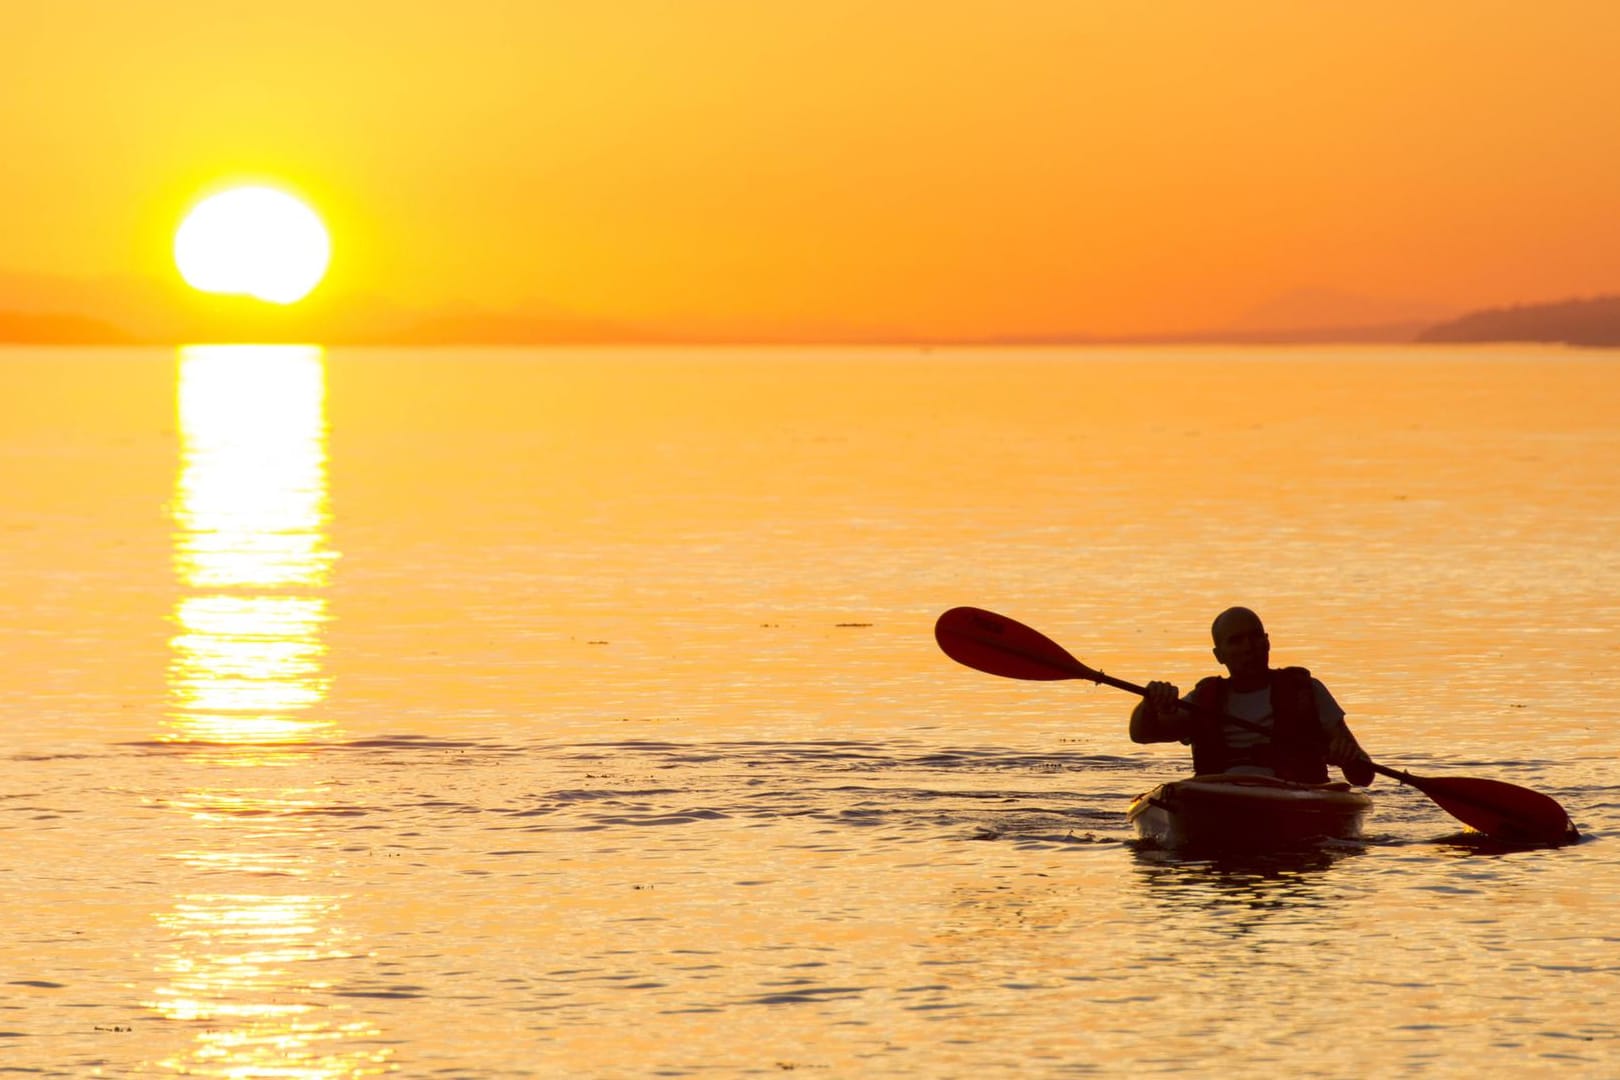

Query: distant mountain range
(0, 310), (135, 344)
(1417, 295), (1620, 347)
(0, 270), (644, 347)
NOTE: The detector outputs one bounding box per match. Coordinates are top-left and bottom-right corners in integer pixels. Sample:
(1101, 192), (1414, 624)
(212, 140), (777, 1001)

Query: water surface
(2, 345), (1617, 1076)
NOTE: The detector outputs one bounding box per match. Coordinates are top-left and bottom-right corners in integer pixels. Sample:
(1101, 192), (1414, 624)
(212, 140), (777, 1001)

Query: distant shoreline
(2, 295), (1617, 347)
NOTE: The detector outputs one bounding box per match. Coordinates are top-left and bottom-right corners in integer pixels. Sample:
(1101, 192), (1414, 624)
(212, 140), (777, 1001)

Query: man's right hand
(1144, 681), (1182, 719)
(1130, 680), (1188, 744)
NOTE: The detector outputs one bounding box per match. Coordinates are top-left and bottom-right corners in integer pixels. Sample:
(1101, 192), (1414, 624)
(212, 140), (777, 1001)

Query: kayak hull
(1128, 772), (1373, 851)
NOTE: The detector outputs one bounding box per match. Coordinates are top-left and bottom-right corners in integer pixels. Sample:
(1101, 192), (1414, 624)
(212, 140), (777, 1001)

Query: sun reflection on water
(171, 595), (331, 743)
(149, 886), (391, 1078)
(154, 346), (389, 1077)
(174, 344), (334, 591)
(167, 345), (336, 746)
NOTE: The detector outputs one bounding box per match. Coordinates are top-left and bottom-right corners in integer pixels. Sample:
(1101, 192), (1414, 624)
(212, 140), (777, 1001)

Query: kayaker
(1130, 607), (1376, 786)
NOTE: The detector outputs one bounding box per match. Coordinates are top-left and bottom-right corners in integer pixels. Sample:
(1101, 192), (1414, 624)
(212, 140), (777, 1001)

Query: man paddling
(1131, 607), (1376, 786)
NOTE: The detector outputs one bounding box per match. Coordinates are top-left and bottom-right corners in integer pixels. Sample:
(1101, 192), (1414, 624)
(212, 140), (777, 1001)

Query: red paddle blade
(1408, 773), (1578, 845)
(934, 606), (1090, 681)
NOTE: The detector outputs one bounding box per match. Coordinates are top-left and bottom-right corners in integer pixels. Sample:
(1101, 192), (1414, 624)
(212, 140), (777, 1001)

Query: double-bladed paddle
(934, 605), (1579, 845)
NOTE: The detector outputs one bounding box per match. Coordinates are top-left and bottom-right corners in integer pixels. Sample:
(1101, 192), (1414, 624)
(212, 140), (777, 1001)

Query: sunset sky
(5, 1), (1620, 341)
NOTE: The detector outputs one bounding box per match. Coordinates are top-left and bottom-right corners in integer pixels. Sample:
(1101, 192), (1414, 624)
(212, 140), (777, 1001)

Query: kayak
(1127, 772), (1373, 851)
(1129, 773), (1373, 850)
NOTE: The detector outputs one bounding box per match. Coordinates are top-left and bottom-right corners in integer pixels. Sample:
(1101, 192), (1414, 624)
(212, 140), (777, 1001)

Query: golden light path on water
(169, 344), (335, 744)
(151, 346), (389, 1077)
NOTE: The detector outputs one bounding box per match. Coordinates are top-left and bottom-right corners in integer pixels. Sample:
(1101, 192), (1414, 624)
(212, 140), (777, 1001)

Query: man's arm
(1130, 681), (1188, 743)
(1313, 680), (1374, 786)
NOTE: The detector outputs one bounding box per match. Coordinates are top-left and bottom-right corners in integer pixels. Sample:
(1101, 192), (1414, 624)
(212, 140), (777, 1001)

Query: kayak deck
(1128, 772), (1373, 851)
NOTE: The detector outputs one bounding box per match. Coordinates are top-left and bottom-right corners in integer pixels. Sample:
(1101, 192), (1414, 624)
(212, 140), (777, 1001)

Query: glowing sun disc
(174, 187), (331, 304)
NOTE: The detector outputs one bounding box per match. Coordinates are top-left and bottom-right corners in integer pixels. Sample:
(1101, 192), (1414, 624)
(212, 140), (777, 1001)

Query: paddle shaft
(1080, 662), (1276, 737)
(943, 604), (1422, 759)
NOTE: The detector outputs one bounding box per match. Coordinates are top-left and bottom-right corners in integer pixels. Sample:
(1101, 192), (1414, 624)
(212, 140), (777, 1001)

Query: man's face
(1213, 613), (1270, 678)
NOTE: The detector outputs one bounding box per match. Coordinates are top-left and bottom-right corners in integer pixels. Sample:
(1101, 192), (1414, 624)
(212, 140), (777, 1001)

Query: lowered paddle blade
(1376, 766), (1578, 845)
(934, 606), (1090, 681)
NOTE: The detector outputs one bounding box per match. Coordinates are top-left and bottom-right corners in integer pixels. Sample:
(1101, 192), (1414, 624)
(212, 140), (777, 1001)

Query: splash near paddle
(934, 606), (1580, 846)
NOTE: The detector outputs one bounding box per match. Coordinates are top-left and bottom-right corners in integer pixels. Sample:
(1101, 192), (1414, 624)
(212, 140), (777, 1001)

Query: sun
(174, 186), (331, 305)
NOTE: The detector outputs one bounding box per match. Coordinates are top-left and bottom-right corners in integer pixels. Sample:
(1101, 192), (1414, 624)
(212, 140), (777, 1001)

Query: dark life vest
(1186, 666), (1329, 784)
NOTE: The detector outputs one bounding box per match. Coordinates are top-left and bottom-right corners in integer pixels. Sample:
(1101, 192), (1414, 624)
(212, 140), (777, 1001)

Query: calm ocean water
(2, 344), (1618, 1077)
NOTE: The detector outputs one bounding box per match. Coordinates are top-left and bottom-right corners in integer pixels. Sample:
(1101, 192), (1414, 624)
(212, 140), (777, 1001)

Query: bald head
(1211, 607), (1264, 644)
(1211, 607), (1270, 684)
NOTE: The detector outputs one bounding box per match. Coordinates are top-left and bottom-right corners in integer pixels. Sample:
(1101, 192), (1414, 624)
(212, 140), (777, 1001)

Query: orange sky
(5, 2), (1620, 340)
